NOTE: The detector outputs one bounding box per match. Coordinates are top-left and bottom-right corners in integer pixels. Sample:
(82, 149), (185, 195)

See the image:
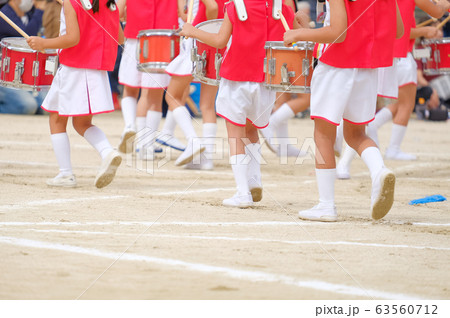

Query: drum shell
(422, 38), (450, 75)
(137, 30), (180, 73)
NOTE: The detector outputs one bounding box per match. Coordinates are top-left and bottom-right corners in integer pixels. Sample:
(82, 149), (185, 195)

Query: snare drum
(192, 19), (226, 86)
(136, 29), (180, 73)
(0, 37), (58, 91)
(264, 41), (315, 93)
(422, 38), (450, 75)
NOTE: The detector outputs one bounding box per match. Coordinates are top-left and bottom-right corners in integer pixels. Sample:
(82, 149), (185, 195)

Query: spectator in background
(42, 0), (61, 39)
(0, 0), (47, 115)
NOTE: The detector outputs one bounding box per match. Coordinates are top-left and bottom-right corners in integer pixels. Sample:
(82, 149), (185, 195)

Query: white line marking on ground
(0, 235), (422, 300)
(0, 221), (448, 227)
(18, 229), (450, 251)
(0, 196), (127, 211)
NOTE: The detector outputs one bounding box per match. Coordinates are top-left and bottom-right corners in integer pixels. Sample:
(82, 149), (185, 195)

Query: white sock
(83, 126), (113, 159)
(173, 106), (197, 140)
(334, 121), (344, 154)
(245, 143), (262, 186)
(316, 168), (336, 207)
(202, 123), (217, 160)
(121, 96), (137, 130)
(146, 110), (162, 133)
(230, 154), (250, 195)
(136, 116), (146, 133)
(272, 103), (295, 138)
(361, 147), (385, 180)
(337, 145), (357, 172)
(161, 110), (177, 135)
(387, 124), (407, 152)
(50, 133), (73, 176)
(371, 107), (393, 129)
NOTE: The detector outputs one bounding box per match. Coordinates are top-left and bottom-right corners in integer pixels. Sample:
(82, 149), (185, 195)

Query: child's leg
(118, 85), (140, 153)
(74, 116), (122, 189)
(245, 122), (263, 202)
(366, 106), (393, 146)
(199, 83), (218, 167)
(344, 122), (395, 220)
(385, 84), (417, 160)
(298, 118), (337, 221)
(47, 113), (76, 187)
(223, 120), (252, 208)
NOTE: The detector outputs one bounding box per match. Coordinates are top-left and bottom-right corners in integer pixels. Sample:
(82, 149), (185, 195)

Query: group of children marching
(25, 0), (450, 222)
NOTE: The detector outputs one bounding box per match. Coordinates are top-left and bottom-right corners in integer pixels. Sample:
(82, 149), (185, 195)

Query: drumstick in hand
(0, 11), (30, 39)
(183, 0), (195, 39)
(416, 17), (437, 28)
(436, 15), (450, 29)
(278, 10), (298, 50)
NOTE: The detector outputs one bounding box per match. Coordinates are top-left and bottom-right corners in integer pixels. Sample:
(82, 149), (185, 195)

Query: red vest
(320, 0), (397, 68)
(59, 0), (119, 71)
(124, 0), (178, 39)
(193, 0), (226, 26)
(220, 0), (293, 82)
(393, 0), (415, 58)
(268, 2), (294, 41)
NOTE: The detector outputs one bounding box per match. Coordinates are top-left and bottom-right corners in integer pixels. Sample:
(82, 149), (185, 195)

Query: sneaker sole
(371, 171), (395, 220)
(156, 138), (185, 152)
(118, 131), (136, 153)
(175, 147), (205, 166)
(223, 202), (253, 208)
(298, 214), (338, 222)
(250, 187), (263, 202)
(46, 181), (77, 188)
(95, 155), (122, 189)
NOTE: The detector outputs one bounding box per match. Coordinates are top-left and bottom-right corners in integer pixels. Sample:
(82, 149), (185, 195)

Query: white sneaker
(136, 146), (155, 161)
(174, 138), (205, 166)
(156, 133), (186, 151)
(118, 128), (136, 154)
(298, 204), (338, 222)
(46, 174), (77, 187)
(183, 153), (214, 170)
(336, 165), (351, 180)
(95, 151), (122, 189)
(223, 192), (253, 208)
(371, 168), (395, 220)
(385, 148), (417, 161)
(259, 127), (277, 153)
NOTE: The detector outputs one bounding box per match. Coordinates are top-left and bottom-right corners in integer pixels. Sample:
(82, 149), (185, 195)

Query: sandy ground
(0, 111), (449, 300)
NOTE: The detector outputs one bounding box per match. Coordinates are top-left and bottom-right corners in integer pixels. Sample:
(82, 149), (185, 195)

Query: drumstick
(416, 17), (437, 28)
(0, 11), (30, 39)
(436, 15), (450, 29)
(278, 10), (298, 50)
(187, 0), (195, 24)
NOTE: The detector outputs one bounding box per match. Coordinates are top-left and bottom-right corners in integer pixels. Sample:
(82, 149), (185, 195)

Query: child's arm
(416, 0), (450, 19)
(202, 0), (219, 20)
(117, 0), (127, 21)
(118, 23), (125, 45)
(410, 26), (440, 39)
(396, 0), (404, 39)
(180, 12), (232, 49)
(293, 9), (311, 29)
(178, 0), (187, 22)
(27, 0), (80, 51)
(283, 0), (347, 46)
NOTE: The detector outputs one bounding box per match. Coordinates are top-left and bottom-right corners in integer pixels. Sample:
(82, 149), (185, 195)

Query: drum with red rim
(422, 38), (450, 75)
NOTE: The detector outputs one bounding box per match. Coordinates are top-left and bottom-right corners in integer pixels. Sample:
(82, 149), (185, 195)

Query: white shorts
(42, 65), (114, 116)
(216, 78), (275, 128)
(397, 52), (417, 87)
(165, 37), (194, 77)
(118, 39), (170, 89)
(311, 62), (377, 125)
(377, 59), (398, 99)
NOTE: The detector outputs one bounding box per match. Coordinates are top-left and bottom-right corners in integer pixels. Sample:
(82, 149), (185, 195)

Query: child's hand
(436, 0), (450, 13)
(26, 36), (45, 51)
(179, 23), (196, 38)
(283, 29), (299, 47)
(422, 26), (440, 39)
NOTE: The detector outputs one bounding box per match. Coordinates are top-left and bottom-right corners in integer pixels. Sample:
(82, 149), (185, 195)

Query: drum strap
(272, 0), (282, 20)
(233, 0), (248, 21)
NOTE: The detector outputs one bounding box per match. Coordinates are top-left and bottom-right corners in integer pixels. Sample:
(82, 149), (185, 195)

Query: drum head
(196, 19), (223, 34)
(1, 37), (33, 52)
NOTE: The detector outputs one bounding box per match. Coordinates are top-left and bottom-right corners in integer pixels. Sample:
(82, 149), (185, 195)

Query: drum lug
(280, 63), (295, 86)
(171, 39), (175, 60)
(268, 58), (276, 76)
(45, 56), (59, 75)
(143, 40), (149, 59)
(302, 58), (310, 76)
(2, 56), (9, 73)
(14, 58), (25, 85)
(191, 46), (198, 62)
(215, 53), (222, 81)
(32, 60), (39, 77)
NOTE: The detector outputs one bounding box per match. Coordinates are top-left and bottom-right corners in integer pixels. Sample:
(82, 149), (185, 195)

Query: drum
(192, 19), (226, 86)
(264, 41), (315, 93)
(136, 29), (180, 73)
(0, 37), (58, 91)
(422, 38), (450, 75)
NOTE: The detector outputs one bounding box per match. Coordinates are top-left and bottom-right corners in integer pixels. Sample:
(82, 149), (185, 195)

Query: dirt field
(0, 112), (449, 300)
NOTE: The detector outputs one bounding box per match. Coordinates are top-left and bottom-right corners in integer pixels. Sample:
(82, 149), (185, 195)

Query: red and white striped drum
(191, 19), (226, 86)
(264, 41), (315, 93)
(422, 37), (450, 75)
(136, 29), (180, 73)
(0, 37), (58, 91)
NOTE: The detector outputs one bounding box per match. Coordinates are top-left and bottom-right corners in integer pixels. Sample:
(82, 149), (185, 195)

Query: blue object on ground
(408, 195), (447, 205)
